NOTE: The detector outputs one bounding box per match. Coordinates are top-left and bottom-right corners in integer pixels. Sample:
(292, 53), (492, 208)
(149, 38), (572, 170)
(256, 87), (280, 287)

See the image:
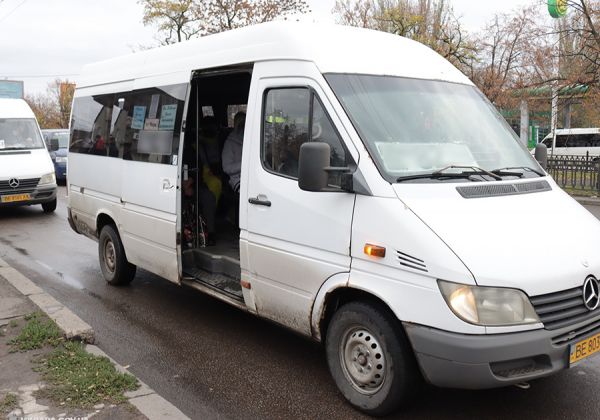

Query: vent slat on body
(457, 180), (551, 199)
(396, 251), (428, 273)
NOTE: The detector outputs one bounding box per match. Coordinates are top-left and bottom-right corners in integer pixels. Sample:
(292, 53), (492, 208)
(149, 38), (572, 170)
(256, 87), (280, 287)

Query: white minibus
(67, 22), (600, 415)
(541, 128), (600, 157)
(0, 98), (57, 212)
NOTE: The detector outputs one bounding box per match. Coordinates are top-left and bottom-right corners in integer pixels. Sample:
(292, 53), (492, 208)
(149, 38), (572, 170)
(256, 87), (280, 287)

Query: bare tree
(140, 0), (203, 45)
(25, 79), (75, 129)
(332, 0), (475, 69)
(465, 6), (545, 105)
(140, 0), (309, 45)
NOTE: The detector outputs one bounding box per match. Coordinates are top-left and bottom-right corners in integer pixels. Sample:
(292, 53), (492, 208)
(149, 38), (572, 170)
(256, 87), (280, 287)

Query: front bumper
(404, 316), (600, 389)
(0, 185), (56, 207)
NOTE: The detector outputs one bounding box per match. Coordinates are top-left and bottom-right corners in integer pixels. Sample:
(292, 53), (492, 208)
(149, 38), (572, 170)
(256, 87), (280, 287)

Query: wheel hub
(340, 328), (386, 394)
(104, 240), (116, 273)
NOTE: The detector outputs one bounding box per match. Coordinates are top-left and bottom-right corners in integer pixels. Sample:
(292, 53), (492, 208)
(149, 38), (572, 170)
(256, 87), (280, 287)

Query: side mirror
(49, 138), (59, 152)
(298, 142), (330, 192)
(534, 143), (548, 170)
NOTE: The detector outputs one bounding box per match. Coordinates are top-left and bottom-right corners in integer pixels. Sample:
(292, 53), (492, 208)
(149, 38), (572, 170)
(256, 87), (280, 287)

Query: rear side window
(70, 84), (187, 164)
(261, 88), (349, 186)
(555, 135), (567, 148)
(69, 95), (114, 155)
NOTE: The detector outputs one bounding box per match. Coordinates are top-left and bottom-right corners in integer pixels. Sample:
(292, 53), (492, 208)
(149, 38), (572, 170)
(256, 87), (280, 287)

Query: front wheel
(41, 199), (57, 213)
(325, 301), (420, 416)
(98, 224), (136, 285)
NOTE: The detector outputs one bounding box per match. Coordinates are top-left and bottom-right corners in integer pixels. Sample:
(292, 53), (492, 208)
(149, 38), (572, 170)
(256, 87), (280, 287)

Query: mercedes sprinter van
(0, 98), (57, 212)
(67, 22), (600, 415)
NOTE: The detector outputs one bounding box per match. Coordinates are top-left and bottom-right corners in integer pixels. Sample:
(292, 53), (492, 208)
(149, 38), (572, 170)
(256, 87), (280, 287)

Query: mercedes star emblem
(8, 178), (19, 189)
(583, 276), (600, 311)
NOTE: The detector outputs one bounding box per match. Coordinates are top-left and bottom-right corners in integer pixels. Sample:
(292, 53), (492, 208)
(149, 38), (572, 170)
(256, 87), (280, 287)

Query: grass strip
(8, 312), (62, 352)
(0, 393), (18, 415)
(36, 341), (138, 408)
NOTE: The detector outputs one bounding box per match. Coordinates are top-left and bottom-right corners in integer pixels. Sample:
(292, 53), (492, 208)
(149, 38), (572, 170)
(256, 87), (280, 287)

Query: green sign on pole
(548, 0), (567, 18)
(528, 125), (539, 149)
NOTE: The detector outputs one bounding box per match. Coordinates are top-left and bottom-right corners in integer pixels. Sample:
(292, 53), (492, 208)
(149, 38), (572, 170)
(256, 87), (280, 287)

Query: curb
(574, 196), (600, 206)
(86, 345), (189, 420)
(0, 256), (190, 420)
(0, 258), (94, 343)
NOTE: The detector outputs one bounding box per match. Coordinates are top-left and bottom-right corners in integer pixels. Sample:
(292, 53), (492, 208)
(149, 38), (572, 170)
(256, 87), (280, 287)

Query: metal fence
(547, 154), (600, 193)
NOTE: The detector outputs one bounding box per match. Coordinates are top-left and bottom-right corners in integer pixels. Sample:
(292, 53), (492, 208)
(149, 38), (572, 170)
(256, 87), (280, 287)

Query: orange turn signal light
(364, 243), (386, 258)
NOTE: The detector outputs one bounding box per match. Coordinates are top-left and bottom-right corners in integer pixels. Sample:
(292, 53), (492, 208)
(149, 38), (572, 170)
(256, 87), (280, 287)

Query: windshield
(45, 132), (69, 149)
(0, 118), (45, 150)
(326, 74), (539, 182)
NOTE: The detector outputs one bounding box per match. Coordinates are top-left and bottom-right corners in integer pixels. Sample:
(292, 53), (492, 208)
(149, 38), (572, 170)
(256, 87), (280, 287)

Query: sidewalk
(0, 256), (189, 420)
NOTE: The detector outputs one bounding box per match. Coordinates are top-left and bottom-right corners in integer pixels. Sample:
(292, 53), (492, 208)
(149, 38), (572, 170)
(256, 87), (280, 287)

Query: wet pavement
(2, 187), (600, 419)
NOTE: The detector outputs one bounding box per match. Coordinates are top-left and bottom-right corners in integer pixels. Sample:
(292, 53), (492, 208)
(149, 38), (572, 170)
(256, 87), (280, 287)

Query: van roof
(0, 98), (36, 119)
(542, 128), (600, 139)
(77, 21), (472, 93)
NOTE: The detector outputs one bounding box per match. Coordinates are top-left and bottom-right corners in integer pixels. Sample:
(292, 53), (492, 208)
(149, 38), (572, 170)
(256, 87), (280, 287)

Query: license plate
(0, 193), (31, 203)
(570, 332), (600, 365)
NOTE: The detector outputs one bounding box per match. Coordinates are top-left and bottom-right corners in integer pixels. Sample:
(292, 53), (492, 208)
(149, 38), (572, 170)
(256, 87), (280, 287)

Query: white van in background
(67, 22), (600, 415)
(541, 128), (600, 157)
(0, 98), (57, 212)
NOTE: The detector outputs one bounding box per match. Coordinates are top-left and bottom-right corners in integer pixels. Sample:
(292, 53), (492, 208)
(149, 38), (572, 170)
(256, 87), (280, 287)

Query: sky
(0, 0), (539, 95)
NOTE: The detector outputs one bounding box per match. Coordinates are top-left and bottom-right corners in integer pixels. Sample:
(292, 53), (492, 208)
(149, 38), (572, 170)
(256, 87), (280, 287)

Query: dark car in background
(41, 129), (69, 182)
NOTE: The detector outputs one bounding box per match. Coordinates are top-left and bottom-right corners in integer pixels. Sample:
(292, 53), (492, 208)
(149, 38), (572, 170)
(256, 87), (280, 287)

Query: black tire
(98, 224), (136, 285)
(41, 198), (57, 213)
(325, 301), (420, 416)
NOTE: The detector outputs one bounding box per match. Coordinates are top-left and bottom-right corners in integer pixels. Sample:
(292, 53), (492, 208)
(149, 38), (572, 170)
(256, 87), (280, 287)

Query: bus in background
(541, 128), (600, 157)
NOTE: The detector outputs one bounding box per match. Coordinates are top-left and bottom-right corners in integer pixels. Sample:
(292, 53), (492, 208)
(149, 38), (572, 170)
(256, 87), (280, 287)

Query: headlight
(438, 280), (539, 326)
(39, 172), (56, 185)
(55, 157), (67, 163)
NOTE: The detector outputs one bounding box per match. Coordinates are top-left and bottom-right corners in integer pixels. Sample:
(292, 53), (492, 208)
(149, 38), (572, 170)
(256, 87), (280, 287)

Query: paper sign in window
(144, 118), (159, 131)
(159, 104), (178, 131)
(131, 106), (146, 130)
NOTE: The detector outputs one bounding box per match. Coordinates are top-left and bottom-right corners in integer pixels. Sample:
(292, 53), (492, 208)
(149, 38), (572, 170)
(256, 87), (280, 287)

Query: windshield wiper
(491, 166), (545, 177)
(396, 165), (503, 182)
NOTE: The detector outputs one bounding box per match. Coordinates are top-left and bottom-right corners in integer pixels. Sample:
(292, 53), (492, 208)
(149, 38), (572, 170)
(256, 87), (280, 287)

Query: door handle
(249, 195), (271, 207)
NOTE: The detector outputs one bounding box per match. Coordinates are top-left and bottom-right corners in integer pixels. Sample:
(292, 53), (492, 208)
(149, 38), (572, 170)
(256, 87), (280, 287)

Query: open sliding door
(117, 81), (189, 284)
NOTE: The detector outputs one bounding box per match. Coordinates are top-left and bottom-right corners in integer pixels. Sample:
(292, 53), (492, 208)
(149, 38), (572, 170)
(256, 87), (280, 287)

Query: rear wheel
(325, 301), (419, 416)
(99, 224), (136, 285)
(41, 199), (57, 213)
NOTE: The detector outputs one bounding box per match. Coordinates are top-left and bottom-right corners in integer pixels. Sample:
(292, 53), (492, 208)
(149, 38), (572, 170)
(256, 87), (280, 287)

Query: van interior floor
(182, 234), (242, 300)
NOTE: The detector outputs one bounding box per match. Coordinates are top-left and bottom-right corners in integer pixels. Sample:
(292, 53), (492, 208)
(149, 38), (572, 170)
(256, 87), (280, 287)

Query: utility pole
(520, 100), (529, 147)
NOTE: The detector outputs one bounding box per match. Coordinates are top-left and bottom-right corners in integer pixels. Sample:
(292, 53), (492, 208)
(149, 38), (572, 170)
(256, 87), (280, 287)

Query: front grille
(530, 286), (600, 330)
(0, 178), (40, 195)
(551, 317), (600, 345)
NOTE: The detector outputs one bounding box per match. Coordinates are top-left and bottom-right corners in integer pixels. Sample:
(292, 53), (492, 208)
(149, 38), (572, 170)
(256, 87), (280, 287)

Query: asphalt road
(2, 187), (600, 419)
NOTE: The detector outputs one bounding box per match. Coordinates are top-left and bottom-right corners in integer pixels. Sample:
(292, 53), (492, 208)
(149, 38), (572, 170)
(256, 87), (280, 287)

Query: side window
(263, 88), (309, 178)
(70, 94), (114, 155)
(542, 138), (552, 148)
(262, 88), (349, 186)
(555, 135), (567, 148)
(121, 84), (187, 164)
